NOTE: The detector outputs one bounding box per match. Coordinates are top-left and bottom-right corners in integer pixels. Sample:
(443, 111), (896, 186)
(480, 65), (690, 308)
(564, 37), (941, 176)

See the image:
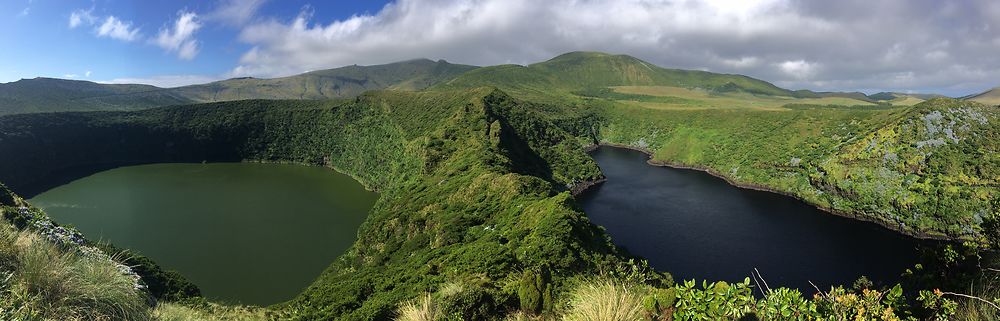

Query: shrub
(439, 285), (503, 321)
(754, 288), (816, 320)
(518, 268), (553, 314)
(673, 279), (754, 321)
(641, 287), (676, 320)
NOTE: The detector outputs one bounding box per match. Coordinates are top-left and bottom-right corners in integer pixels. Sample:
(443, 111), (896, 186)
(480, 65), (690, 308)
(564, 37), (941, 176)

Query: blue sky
(2, 0), (999, 96)
(1, 0), (390, 86)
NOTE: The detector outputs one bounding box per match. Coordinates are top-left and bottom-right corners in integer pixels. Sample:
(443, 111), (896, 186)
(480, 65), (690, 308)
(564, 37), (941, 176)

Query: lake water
(29, 163), (377, 305)
(577, 147), (921, 293)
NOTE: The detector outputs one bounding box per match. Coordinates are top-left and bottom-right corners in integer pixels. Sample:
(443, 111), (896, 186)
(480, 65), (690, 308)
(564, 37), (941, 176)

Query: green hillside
(166, 59), (477, 102)
(0, 59), (477, 116)
(0, 77), (193, 115)
(437, 51), (796, 99)
(964, 87), (1000, 106)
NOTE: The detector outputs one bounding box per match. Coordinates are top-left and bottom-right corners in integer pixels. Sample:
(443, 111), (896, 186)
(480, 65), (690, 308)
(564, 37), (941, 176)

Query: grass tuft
(562, 279), (647, 321)
(396, 293), (440, 321)
(0, 219), (150, 320)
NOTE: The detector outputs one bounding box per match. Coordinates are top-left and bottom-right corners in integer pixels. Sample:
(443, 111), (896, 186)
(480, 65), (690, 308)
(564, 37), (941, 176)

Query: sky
(2, 0), (999, 96)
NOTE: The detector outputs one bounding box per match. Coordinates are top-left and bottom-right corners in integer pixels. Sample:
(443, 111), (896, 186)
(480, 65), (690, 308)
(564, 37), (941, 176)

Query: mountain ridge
(0, 59), (478, 115)
(2, 51), (943, 116)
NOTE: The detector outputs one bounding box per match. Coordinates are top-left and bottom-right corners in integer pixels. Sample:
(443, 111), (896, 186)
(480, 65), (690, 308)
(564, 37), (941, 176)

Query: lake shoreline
(581, 143), (954, 241)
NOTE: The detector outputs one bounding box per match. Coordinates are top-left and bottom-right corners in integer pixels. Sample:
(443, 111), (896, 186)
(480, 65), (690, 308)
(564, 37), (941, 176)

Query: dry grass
(888, 96), (925, 106)
(0, 220), (151, 321)
(952, 280), (1000, 321)
(562, 279), (647, 321)
(396, 293), (440, 321)
(152, 302), (270, 321)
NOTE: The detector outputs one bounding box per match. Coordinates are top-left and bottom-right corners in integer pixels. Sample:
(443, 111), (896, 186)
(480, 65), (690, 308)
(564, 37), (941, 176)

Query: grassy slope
(168, 59), (477, 103)
(964, 87), (1000, 106)
(435, 52), (795, 103)
(0, 78), (193, 115)
(0, 59), (477, 116)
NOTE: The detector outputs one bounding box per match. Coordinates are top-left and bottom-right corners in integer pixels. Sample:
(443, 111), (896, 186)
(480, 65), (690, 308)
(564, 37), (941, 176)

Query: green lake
(29, 163), (378, 305)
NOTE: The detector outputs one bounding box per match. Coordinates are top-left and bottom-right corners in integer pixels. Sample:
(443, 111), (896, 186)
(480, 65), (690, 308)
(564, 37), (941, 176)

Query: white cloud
(18, 7), (29, 17)
(155, 11), (202, 60)
(208, 0), (268, 26)
(721, 57), (761, 69)
(99, 74), (221, 88)
(778, 60), (817, 79)
(96, 16), (140, 41)
(85, 71), (92, 77)
(228, 0), (1000, 96)
(69, 8), (96, 28)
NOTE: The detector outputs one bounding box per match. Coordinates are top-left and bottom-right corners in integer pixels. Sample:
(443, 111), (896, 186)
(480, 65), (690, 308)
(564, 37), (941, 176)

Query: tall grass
(562, 279), (647, 321)
(152, 302), (269, 321)
(953, 278), (1000, 321)
(0, 220), (151, 320)
(396, 293), (440, 321)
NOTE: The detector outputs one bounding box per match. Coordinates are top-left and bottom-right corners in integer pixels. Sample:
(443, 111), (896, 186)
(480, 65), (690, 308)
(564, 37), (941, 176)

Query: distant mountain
(793, 90), (874, 102)
(165, 59), (477, 102)
(3, 52), (958, 116)
(869, 92), (944, 101)
(963, 87), (1000, 105)
(437, 51), (796, 98)
(0, 59), (478, 116)
(0, 78), (192, 115)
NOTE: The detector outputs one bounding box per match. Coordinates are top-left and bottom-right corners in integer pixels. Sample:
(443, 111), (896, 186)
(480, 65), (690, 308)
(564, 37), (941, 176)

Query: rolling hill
(964, 87), (1000, 106)
(437, 51), (797, 99)
(3, 51), (929, 116)
(163, 58), (477, 102)
(0, 59), (477, 116)
(0, 77), (193, 115)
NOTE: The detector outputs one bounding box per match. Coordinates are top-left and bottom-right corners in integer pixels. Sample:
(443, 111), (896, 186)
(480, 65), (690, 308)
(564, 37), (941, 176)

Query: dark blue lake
(578, 147), (921, 293)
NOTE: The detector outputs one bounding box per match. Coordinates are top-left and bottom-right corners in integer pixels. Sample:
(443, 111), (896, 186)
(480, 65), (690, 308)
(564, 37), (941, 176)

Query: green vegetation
(166, 59), (477, 103)
(152, 300), (270, 321)
(0, 77), (192, 115)
(0, 51), (997, 320)
(435, 52), (796, 103)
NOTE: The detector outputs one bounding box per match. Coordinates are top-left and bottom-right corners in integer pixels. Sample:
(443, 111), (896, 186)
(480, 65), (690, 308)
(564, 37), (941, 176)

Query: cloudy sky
(2, 0), (998, 96)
